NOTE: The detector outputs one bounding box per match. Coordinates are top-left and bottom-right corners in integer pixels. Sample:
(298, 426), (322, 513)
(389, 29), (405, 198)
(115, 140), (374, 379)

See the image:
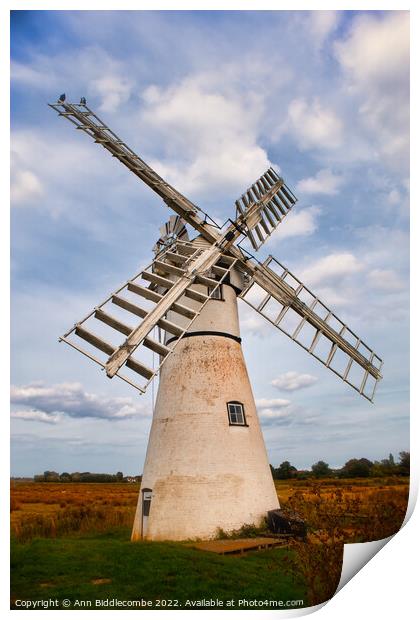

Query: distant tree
(43, 470), (59, 482)
(276, 461), (298, 480)
(369, 461), (385, 477)
(33, 470), (136, 483)
(296, 470), (310, 480)
(398, 451), (410, 476)
(378, 454), (398, 476)
(340, 458), (373, 478)
(311, 461), (332, 478)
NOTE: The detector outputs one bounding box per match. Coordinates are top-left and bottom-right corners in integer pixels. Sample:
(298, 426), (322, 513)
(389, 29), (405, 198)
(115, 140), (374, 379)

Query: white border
(3, 2), (417, 619)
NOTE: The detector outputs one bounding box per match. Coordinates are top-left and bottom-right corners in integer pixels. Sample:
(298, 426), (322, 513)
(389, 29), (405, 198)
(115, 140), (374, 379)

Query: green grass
(11, 528), (306, 610)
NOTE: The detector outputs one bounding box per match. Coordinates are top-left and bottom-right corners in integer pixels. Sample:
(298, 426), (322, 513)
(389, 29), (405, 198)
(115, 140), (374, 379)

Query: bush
(216, 520), (269, 539)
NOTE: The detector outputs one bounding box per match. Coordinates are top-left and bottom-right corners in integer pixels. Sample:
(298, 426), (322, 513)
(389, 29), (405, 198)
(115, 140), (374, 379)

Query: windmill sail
(60, 240), (237, 393)
(153, 215), (189, 254)
(240, 255), (383, 401)
(235, 168), (297, 250)
(48, 100), (221, 245)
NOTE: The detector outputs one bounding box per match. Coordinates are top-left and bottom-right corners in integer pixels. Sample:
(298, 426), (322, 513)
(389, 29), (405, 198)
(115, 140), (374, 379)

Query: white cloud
(284, 227), (408, 319)
(10, 128), (124, 223)
(334, 12), (409, 171)
(310, 286), (353, 308)
(11, 61), (56, 89)
(11, 410), (60, 424)
(335, 12), (409, 90)
(367, 269), (404, 292)
(140, 75), (270, 195)
(271, 371), (318, 392)
(258, 408), (292, 422)
(92, 75), (133, 113)
(12, 46), (135, 115)
(10, 382), (151, 421)
(10, 130), (85, 212)
(282, 226), (410, 319)
(297, 168), (343, 195)
(256, 398), (294, 425)
(238, 302), (269, 337)
(308, 11), (340, 48)
(387, 189), (401, 206)
(298, 252), (363, 288)
(11, 169), (44, 205)
(269, 206), (321, 242)
(255, 398), (291, 409)
(287, 97), (343, 150)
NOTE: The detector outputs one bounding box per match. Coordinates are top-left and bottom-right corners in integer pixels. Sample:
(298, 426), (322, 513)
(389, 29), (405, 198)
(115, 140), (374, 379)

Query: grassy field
(11, 529), (306, 610)
(10, 477), (409, 609)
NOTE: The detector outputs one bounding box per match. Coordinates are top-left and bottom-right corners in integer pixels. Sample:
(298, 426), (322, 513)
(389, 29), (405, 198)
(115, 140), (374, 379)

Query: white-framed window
(227, 401), (247, 426)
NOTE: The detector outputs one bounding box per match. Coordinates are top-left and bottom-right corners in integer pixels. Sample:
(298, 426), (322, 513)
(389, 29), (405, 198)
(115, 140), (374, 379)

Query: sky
(10, 9), (410, 476)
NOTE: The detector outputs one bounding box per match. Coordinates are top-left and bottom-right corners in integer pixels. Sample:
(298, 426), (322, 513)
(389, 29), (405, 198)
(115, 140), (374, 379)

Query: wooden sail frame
(60, 240), (238, 393)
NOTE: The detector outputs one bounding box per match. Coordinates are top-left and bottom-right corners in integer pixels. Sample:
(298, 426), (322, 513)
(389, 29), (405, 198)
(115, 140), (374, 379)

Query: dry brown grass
(10, 478), (409, 547)
(10, 482), (139, 542)
(276, 477), (409, 542)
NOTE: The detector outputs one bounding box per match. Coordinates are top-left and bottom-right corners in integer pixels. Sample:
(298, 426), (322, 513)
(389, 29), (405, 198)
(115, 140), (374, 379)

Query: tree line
(33, 471), (142, 483)
(270, 451), (410, 480)
(33, 451), (409, 483)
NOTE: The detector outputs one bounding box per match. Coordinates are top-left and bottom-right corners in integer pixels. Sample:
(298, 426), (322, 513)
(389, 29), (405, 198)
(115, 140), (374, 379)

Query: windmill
(49, 98), (383, 541)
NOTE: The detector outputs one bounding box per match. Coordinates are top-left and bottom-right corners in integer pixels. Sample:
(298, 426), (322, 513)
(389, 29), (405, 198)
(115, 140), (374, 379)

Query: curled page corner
(335, 535), (393, 595)
(335, 476), (416, 597)
(270, 534), (399, 617)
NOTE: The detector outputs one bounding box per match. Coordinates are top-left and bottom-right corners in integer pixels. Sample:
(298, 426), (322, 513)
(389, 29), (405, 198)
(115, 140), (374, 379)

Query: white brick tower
(132, 237), (279, 541)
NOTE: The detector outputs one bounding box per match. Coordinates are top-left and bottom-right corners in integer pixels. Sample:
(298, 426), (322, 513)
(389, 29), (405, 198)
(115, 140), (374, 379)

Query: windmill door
(142, 489), (152, 538)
